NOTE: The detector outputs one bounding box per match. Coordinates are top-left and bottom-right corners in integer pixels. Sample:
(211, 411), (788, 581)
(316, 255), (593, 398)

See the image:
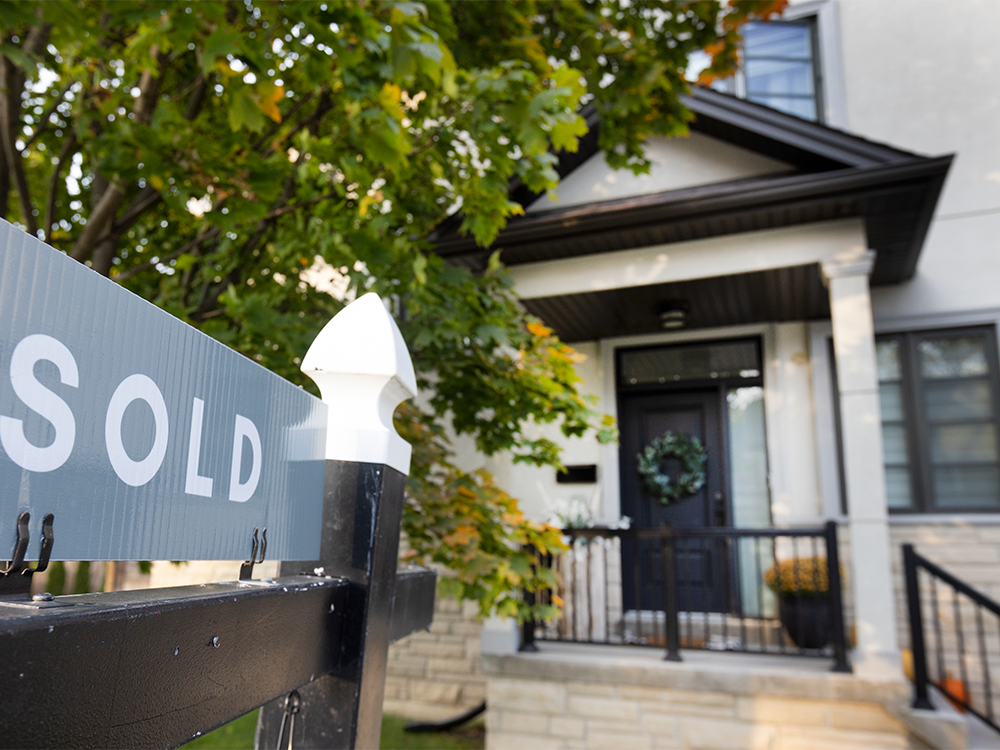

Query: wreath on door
(636, 431), (708, 505)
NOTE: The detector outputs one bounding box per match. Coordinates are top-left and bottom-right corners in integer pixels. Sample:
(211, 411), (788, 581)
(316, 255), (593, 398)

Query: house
(385, 1), (1000, 748)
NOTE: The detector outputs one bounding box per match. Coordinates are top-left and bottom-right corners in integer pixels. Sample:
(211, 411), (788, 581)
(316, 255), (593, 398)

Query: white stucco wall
(829, 0), (1000, 321)
(525, 132), (793, 212)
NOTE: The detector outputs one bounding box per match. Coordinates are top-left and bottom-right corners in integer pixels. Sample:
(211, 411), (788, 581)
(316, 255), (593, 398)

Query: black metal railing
(904, 544), (1000, 732)
(524, 522), (850, 672)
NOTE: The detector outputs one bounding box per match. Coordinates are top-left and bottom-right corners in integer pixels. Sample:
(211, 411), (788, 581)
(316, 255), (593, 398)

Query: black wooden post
(660, 524), (682, 662)
(256, 461), (407, 749)
(824, 521), (851, 673)
(903, 543), (934, 710)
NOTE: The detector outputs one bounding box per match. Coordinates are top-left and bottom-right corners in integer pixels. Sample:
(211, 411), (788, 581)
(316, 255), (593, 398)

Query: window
(708, 18), (824, 122)
(743, 20), (822, 121)
(876, 328), (1000, 513)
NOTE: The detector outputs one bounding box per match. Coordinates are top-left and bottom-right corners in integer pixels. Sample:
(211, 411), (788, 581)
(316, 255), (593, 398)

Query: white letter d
(229, 414), (261, 503)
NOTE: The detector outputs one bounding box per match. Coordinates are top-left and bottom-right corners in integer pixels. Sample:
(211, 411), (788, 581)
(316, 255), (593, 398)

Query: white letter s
(0, 334), (79, 472)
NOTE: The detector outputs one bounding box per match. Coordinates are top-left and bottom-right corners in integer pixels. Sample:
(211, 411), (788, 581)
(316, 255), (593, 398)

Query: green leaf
(228, 88), (266, 133)
(437, 576), (464, 601)
(0, 45), (37, 75)
(475, 324), (507, 346)
(174, 253), (197, 271)
(413, 252), (427, 285)
(202, 29), (242, 75)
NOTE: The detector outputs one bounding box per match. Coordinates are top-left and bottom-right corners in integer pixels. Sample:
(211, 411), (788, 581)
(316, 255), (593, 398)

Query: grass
(182, 710), (485, 750)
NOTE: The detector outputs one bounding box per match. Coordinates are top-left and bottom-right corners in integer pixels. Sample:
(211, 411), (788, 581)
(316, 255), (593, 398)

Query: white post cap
(301, 293), (418, 475)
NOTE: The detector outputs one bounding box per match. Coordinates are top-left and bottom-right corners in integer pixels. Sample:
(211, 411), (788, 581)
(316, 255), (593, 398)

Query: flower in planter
(764, 557), (829, 597)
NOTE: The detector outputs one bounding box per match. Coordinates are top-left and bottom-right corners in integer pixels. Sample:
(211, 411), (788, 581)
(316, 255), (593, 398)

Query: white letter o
(105, 374), (169, 487)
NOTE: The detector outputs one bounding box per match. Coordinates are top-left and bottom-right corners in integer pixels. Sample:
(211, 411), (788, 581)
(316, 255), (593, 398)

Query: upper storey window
(743, 20), (822, 121)
(709, 18), (824, 122)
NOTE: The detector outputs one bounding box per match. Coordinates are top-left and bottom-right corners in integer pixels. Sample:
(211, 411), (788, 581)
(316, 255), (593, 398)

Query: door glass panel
(930, 424), (998, 463)
(726, 386), (773, 618)
(919, 336), (989, 378)
(924, 380), (994, 420)
(620, 340), (760, 387)
(932, 466), (1000, 509)
(727, 387), (770, 527)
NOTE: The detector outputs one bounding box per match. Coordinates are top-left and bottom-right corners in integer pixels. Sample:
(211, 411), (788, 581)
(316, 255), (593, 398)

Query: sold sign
(0, 221), (326, 562)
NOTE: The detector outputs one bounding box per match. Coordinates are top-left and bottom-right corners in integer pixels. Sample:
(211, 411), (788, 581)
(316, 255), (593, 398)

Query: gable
(431, 89), (951, 290)
(526, 132), (795, 212)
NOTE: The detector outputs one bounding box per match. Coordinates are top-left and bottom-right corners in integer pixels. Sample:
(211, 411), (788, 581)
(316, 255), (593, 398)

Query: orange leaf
(257, 83), (284, 123)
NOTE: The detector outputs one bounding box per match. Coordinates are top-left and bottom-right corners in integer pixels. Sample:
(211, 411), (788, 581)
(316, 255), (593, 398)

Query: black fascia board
(682, 88), (925, 170)
(433, 155), (953, 284)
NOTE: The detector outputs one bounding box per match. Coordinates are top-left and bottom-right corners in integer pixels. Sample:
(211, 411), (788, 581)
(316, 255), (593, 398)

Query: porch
(482, 642), (962, 750)
(524, 524), (850, 672)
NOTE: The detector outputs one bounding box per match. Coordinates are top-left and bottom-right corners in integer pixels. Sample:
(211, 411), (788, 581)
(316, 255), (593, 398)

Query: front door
(619, 388), (728, 613)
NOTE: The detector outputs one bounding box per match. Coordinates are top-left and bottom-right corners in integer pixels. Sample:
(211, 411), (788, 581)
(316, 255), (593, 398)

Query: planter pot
(779, 594), (830, 649)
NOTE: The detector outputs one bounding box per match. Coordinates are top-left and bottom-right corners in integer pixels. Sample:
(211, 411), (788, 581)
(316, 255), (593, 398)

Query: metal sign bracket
(0, 511), (55, 601)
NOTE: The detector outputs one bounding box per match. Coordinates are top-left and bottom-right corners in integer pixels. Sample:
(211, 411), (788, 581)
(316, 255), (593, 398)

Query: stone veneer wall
(487, 677), (926, 750)
(481, 646), (962, 750)
(383, 596), (487, 720)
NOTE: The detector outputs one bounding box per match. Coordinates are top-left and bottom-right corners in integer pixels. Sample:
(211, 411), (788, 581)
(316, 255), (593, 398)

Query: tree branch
(43, 129), (77, 242)
(112, 186), (161, 234)
(251, 90), (317, 154)
(72, 46), (164, 264)
(0, 56), (36, 235)
(69, 180), (123, 260)
(184, 73), (208, 121)
(113, 225), (221, 282)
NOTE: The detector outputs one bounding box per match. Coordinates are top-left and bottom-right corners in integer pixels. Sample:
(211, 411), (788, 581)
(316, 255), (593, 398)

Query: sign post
(0, 220), (435, 749)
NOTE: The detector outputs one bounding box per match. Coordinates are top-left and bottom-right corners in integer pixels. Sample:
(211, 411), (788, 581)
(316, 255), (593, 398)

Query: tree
(0, 0), (782, 617)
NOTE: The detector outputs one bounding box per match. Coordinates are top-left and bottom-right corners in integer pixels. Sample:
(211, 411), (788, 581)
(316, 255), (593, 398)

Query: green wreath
(636, 431), (708, 505)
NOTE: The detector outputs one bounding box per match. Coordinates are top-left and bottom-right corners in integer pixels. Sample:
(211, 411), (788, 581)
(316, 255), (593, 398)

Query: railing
(524, 522), (850, 672)
(904, 544), (1000, 732)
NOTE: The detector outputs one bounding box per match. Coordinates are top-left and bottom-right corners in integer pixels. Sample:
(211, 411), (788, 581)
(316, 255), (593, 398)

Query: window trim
(877, 326), (1000, 514)
(781, 0), (847, 128)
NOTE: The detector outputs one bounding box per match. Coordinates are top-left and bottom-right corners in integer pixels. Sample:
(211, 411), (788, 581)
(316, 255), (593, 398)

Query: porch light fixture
(657, 300), (689, 330)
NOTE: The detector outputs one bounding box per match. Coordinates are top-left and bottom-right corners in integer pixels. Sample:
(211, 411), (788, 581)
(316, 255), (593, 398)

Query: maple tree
(1, 0), (782, 617)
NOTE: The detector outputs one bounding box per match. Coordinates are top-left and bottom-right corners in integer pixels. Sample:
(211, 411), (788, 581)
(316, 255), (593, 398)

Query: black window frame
(710, 16), (825, 123)
(875, 326), (1000, 514)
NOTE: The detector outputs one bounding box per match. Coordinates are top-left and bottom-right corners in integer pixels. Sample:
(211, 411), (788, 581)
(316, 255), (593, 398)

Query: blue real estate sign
(0, 220), (327, 561)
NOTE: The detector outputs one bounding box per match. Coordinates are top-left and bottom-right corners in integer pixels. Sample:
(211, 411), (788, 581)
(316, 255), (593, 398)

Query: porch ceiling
(520, 263), (829, 343)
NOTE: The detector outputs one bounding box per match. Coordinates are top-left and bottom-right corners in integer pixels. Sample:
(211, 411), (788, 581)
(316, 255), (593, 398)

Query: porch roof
(429, 90), (952, 341)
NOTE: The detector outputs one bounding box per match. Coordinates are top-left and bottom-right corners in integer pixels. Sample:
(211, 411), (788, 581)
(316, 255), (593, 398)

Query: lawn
(182, 710), (485, 750)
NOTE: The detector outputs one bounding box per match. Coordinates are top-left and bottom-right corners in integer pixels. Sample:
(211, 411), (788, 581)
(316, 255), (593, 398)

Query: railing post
(521, 546), (539, 652)
(825, 521), (851, 673)
(903, 544), (934, 710)
(661, 523), (682, 661)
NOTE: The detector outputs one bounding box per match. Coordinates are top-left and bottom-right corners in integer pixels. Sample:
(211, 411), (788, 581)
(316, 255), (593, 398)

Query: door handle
(712, 490), (726, 524)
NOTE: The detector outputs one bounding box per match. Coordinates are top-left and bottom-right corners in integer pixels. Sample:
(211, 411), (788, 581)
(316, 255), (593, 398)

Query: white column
(821, 251), (902, 680)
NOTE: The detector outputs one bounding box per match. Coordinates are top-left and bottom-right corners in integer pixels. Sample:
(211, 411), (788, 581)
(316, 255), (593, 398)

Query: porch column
(821, 251), (901, 680)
